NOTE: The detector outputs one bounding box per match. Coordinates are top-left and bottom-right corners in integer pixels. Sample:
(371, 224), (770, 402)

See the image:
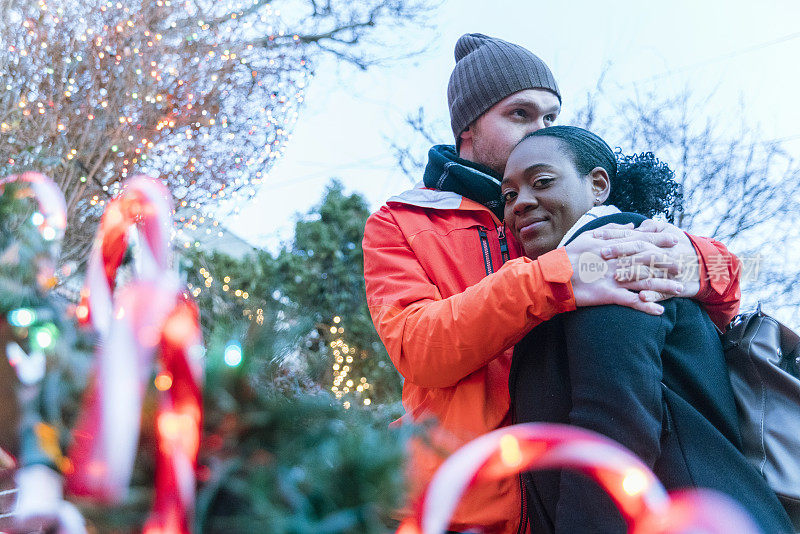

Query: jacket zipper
(478, 227), (494, 275)
(510, 403), (528, 534)
(518, 474), (529, 534)
(498, 225), (510, 265)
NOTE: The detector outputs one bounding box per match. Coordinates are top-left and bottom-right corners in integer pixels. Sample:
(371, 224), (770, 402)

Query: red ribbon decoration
(404, 423), (760, 534)
(65, 176), (202, 533)
(144, 294), (203, 533)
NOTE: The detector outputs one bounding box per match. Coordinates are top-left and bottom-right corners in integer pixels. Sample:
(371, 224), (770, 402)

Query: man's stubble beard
(470, 133), (509, 176)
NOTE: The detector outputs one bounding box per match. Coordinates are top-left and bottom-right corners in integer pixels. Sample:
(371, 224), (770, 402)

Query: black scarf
(422, 144), (504, 220)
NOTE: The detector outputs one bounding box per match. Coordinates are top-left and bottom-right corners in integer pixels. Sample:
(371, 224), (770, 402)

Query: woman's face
(501, 136), (600, 258)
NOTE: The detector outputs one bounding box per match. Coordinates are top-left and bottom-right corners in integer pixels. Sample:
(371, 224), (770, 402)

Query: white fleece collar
(557, 205), (621, 248)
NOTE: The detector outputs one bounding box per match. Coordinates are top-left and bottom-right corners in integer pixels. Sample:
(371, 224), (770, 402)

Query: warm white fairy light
(190, 266), (249, 301)
(242, 307), (264, 325)
(327, 320), (372, 408)
(1, 0), (311, 246)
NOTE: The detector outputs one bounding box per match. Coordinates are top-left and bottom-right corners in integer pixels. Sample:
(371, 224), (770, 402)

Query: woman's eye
(512, 108), (527, 118)
(501, 191), (517, 203)
(544, 114), (557, 124)
(533, 178), (553, 188)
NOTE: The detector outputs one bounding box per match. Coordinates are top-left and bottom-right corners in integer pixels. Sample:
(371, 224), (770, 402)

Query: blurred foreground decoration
(0, 172), (87, 533)
(197, 392), (410, 533)
(65, 176), (203, 533)
(1, 173), (413, 532)
(402, 423), (760, 534)
(0, 172), (68, 307)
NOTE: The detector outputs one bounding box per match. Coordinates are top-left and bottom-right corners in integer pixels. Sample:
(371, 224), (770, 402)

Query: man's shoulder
(366, 186), (460, 226)
(371, 187), (497, 226)
(385, 185), (463, 210)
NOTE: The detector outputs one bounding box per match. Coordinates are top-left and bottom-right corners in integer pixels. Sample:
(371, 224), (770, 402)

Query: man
(362, 33), (740, 533)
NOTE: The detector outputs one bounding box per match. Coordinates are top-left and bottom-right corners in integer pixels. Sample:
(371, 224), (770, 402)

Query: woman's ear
(588, 167), (611, 205)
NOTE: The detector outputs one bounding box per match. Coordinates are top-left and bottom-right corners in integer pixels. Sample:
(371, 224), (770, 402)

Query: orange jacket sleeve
(686, 233), (742, 329)
(363, 208), (576, 389)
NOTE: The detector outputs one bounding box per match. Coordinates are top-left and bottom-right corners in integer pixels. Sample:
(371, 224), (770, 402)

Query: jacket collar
(420, 145), (504, 220)
(558, 205), (622, 247)
(386, 183), (500, 221)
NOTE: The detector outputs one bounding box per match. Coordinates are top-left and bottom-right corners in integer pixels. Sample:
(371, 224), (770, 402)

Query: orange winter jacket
(362, 186), (741, 534)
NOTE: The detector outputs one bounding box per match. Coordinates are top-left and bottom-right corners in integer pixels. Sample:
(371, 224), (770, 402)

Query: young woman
(501, 126), (793, 533)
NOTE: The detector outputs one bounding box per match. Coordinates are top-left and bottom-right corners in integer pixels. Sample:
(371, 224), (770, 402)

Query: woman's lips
(518, 218), (548, 238)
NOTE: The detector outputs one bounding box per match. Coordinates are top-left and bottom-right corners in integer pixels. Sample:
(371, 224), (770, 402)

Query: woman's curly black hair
(520, 126), (682, 221)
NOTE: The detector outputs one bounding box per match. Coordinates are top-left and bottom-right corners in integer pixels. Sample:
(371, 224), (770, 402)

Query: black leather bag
(721, 304), (800, 531)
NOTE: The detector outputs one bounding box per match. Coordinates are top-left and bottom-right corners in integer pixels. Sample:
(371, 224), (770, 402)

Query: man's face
(459, 88), (560, 175)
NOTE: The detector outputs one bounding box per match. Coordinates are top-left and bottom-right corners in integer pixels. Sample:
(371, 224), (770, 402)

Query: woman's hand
(591, 220), (701, 301)
(564, 229), (685, 315)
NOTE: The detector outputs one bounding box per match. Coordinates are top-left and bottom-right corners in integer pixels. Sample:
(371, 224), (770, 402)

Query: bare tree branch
(386, 107), (448, 184)
(569, 82), (800, 321)
(1, 0), (433, 269)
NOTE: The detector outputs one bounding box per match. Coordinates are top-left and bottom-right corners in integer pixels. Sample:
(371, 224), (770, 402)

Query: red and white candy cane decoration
(0, 171), (67, 243)
(65, 175), (202, 533)
(404, 423), (760, 534)
(75, 175), (172, 334)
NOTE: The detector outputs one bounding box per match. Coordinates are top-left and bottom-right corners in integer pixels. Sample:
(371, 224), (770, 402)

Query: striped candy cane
(406, 423), (760, 534)
(75, 175), (172, 334)
(66, 176), (202, 533)
(144, 293), (203, 534)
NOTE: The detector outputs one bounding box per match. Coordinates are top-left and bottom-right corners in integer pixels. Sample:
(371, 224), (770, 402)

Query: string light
(8, 308), (37, 328)
(191, 266), (250, 301)
(30, 323), (59, 351)
(154, 371), (173, 391)
(622, 468), (649, 496)
(223, 340), (242, 367)
(242, 307), (264, 325)
(499, 434), (523, 468)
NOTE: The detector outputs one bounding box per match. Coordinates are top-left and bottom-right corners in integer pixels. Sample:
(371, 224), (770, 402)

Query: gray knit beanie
(448, 33), (561, 145)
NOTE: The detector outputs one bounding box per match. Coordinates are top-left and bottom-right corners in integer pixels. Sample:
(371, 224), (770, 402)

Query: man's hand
(564, 230), (684, 316)
(591, 220), (701, 301)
